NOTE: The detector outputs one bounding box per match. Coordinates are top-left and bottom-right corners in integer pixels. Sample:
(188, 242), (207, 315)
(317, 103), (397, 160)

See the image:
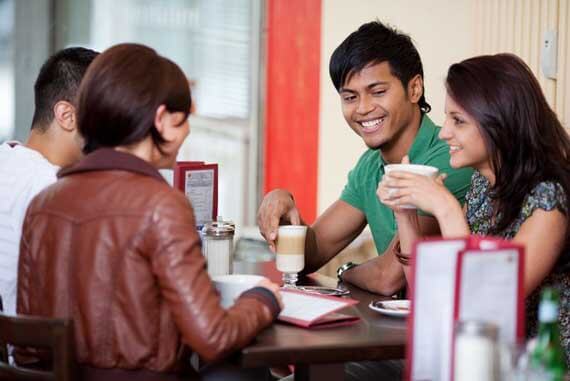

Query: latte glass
(275, 225), (307, 287)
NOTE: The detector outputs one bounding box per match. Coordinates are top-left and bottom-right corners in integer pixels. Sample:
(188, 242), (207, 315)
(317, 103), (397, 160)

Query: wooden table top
(234, 261), (407, 368)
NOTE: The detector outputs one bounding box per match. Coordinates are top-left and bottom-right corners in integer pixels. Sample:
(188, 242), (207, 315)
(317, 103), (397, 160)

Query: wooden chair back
(0, 309), (76, 381)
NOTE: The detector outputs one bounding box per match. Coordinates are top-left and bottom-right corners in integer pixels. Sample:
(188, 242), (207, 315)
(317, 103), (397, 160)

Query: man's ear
(53, 101), (76, 132)
(407, 74), (424, 104)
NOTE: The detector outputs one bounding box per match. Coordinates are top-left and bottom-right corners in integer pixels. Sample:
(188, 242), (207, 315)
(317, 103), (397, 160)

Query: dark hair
(329, 20), (431, 113)
(31, 47), (99, 131)
(446, 53), (570, 234)
(77, 43), (191, 154)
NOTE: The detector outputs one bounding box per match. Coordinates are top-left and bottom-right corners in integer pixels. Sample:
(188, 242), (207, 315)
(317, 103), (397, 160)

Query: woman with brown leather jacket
(17, 43), (282, 381)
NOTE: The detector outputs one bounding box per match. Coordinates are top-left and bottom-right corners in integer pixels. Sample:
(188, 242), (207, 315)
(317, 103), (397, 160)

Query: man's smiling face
(340, 61), (417, 150)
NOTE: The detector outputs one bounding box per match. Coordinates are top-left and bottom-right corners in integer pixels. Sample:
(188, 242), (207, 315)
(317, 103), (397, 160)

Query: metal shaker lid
(201, 219), (235, 238)
(455, 320), (499, 340)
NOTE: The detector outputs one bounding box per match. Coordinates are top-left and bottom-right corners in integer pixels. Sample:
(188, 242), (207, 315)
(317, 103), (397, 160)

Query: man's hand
(257, 189), (302, 252)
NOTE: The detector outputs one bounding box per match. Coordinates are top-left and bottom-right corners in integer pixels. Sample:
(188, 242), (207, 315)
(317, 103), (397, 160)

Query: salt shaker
(201, 218), (235, 277)
(454, 320), (499, 381)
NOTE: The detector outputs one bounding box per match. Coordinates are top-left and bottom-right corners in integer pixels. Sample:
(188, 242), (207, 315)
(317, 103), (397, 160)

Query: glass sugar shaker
(454, 320), (500, 381)
(201, 218), (235, 277)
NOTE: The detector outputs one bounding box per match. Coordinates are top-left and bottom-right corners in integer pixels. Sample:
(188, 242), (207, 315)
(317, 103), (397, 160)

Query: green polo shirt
(340, 114), (473, 255)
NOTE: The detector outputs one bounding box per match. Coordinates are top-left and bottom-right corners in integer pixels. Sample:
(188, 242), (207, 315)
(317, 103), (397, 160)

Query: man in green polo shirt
(257, 20), (472, 297)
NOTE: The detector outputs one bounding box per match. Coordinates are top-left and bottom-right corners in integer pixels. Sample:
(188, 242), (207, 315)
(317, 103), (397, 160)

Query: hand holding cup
(377, 157), (449, 215)
(257, 189), (301, 252)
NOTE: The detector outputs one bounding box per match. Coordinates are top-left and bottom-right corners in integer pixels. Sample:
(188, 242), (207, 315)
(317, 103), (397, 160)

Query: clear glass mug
(275, 225), (307, 287)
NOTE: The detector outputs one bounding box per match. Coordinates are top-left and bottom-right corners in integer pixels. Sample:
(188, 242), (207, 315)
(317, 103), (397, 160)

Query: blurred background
(1, 1), (569, 265)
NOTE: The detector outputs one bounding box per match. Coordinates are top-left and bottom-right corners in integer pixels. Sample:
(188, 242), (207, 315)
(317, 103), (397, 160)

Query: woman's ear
(154, 105), (168, 136)
(53, 101), (76, 132)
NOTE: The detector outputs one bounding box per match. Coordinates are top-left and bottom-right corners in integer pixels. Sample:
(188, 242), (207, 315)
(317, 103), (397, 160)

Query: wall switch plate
(541, 29), (558, 79)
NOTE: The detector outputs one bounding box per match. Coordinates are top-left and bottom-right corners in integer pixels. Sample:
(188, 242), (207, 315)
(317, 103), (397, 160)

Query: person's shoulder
(352, 148), (380, 171)
(149, 185), (196, 229)
(1, 144), (58, 178)
(469, 170), (488, 188)
(34, 170), (175, 214)
(345, 149), (381, 187)
(413, 117), (449, 165)
(420, 114), (441, 132)
(141, 177), (192, 212)
(529, 181), (566, 201)
(0, 145), (57, 201)
(120, 172), (184, 206)
(465, 171), (489, 203)
(356, 148), (379, 163)
(526, 180), (568, 214)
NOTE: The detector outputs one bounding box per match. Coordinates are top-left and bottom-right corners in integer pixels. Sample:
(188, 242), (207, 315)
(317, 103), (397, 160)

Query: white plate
(369, 299), (410, 318)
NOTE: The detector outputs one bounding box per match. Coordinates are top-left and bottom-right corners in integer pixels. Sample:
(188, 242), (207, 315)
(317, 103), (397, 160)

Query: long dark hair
(77, 43), (191, 154)
(446, 53), (570, 234)
(329, 20), (431, 113)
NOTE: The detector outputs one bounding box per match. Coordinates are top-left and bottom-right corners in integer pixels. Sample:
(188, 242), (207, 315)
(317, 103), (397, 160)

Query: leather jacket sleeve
(145, 191), (279, 362)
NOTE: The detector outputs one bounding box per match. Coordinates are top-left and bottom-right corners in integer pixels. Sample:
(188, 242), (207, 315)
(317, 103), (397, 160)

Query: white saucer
(369, 299), (410, 318)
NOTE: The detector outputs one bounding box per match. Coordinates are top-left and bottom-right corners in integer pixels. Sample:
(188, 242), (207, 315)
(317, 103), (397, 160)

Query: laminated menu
(406, 236), (524, 381)
(278, 289), (360, 329)
(174, 161), (218, 227)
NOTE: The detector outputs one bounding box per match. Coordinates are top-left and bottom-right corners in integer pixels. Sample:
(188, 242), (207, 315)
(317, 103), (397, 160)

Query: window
(0, 0), (14, 142)
(61, 0), (254, 121)
(55, 0), (263, 227)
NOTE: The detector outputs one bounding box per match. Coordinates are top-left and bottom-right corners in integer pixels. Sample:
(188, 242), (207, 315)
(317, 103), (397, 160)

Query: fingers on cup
(377, 188), (393, 204)
(436, 173), (448, 185)
(268, 215), (281, 238)
(288, 208), (301, 225)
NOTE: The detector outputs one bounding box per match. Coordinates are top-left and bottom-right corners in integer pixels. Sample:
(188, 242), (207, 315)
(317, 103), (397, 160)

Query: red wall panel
(264, 0), (322, 223)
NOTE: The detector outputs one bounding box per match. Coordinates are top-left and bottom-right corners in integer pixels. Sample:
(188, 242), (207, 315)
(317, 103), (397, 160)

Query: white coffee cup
(383, 164), (439, 209)
(212, 274), (267, 308)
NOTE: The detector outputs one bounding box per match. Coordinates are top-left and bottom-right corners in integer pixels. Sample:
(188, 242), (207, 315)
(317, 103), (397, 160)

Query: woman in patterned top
(377, 54), (570, 360)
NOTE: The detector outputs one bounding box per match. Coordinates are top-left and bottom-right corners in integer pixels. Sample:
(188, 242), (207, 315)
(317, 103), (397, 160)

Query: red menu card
(174, 161), (218, 227)
(406, 236), (524, 381)
(278, 289), (360, 329)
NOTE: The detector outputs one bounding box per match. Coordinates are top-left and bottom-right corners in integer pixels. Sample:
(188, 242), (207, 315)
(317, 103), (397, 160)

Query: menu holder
(278, 289), (360, 329)
(174, 161), (218, 227)
(406, 236), (524, 381)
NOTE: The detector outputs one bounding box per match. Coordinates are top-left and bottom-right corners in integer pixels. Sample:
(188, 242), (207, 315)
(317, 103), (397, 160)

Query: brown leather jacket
(17, 149), (280, 376)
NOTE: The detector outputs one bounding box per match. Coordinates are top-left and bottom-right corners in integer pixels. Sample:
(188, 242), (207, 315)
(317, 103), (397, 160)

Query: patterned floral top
(465, 171), (570, 362)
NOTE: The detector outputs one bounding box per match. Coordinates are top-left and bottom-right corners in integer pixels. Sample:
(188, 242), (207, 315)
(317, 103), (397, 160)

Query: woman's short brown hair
(77, 43), (191, 153)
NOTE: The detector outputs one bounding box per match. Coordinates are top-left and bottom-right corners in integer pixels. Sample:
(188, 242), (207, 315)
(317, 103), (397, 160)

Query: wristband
(393, 241), (411, 266)
(337, 262), (359, 281)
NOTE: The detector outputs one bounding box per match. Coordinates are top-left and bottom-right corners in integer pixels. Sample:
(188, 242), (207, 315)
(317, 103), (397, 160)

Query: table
(234, 261), (407, 381)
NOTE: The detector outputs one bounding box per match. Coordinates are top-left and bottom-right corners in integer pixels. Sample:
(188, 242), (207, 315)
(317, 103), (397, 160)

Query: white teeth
(361, 118), (384, 129)
(449, 145), (462, 152)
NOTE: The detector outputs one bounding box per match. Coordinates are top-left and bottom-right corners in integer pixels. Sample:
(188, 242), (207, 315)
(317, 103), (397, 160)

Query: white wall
(317, 0), (476, 213)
